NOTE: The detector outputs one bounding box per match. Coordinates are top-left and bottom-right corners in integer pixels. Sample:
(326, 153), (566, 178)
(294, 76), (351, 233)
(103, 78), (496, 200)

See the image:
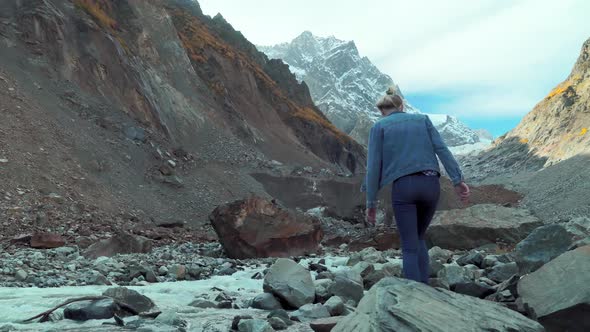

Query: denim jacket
(363, 112), (464, 208)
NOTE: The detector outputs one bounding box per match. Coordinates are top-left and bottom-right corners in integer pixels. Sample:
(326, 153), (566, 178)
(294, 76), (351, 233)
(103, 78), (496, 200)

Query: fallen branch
(23, 296), (110, 323)
(23, 296), (140, 323)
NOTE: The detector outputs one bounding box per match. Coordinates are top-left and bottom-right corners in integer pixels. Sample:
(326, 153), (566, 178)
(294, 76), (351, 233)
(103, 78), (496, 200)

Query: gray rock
(328, 268), (364, 304)
(267, 309), (293, 326)
(14, 270), (27, 281)
(456, 251), (484, 267)
(64, 298), (116, 321)
(482, 255), (500, 268)
(351, 261), (374, 278)
(429, 259), (444, 278)
(232, 315), (253, 330)
(158, 266), (168, 276)
(237, 319), (274, 332)
(332, 277), (544, 332)
(324, 296), (345, 316)
(263, 258), (314, 309)
(155, 310), (187, 329)
(291, 303), (331, 322)
(310, 317), (345, 332)
(169, 264), (186, 280)
(428, 246), (452, 263)
(188, 298), (217, 308)
(512, 224), (573, 274)
(452, 281), (495, 299)
(314, 278), (334, 303)
(518, 245), (590, 332)
(145, 268), (158, 283)
(380, 261), (402, 277)
(268, 317), (288, 330)
(103, 287), (155, 313)
(428, 205), (543, 250)
(0, 324), (15, 332)
(251, 293), (282, 310)
(487, 262), (518, 283)
(437, 263), (471, 287)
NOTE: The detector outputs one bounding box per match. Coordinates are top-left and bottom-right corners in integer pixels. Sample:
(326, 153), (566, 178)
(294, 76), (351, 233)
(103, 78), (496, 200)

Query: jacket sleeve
(425, 116), (464, 185)
(365, 123), (383, 208)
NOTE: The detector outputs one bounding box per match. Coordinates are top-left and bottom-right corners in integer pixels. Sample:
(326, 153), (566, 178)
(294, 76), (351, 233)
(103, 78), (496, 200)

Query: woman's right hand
(454, 182), (470, 204)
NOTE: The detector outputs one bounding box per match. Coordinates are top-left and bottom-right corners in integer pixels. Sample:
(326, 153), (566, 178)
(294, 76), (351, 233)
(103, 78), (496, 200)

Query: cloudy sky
(198, 0), (590, 136)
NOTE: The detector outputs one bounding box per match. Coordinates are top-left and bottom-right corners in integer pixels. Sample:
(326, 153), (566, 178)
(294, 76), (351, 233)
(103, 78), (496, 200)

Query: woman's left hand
(365, 208), (377, 227)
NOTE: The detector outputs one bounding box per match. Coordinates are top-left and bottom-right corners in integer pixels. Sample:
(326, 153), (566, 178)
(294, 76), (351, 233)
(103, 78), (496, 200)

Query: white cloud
(197, 0), (590, 120)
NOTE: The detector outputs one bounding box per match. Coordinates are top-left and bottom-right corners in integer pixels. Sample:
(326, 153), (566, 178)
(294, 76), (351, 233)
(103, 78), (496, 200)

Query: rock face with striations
(332, 277), (544, 332)
(518, 245), (590, 332)
(259, 31), (484, 147)
(210, 197), (323, 258)
(428, 204), (543, 250)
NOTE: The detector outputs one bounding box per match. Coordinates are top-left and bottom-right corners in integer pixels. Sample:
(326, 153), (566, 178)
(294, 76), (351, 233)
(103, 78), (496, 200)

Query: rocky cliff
(463, 37), (590, 179)
(505, 37), (590, 163)
(0, 0), (366, 231)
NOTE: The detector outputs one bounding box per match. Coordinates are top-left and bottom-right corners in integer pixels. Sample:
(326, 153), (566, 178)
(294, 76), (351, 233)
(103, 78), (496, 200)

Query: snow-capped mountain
(259, 31), (486, 148)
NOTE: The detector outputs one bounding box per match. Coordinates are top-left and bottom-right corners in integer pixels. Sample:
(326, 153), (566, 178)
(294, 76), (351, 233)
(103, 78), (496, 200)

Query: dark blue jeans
(392, 173), (440, 283)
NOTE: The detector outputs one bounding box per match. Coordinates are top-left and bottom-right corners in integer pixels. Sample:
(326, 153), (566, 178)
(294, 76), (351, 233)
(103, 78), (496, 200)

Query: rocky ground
(0, 195), (588, 332)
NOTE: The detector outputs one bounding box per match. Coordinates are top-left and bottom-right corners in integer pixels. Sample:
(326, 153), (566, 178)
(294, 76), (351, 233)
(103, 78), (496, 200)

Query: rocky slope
(464, 37), (590, 179)
(0, 0), (367, 237)
(259, 31), (486, 147)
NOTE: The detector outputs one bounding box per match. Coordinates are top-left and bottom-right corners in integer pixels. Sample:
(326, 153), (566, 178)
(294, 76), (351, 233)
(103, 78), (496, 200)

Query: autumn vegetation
(170, 9), (353, 145)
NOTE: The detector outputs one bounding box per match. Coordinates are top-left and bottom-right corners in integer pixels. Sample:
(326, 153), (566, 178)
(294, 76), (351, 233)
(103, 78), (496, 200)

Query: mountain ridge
(259, 31), (487, 148)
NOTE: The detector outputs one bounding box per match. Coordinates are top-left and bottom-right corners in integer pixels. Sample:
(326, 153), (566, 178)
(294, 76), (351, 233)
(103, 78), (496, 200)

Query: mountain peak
(259, 31), (484, 148)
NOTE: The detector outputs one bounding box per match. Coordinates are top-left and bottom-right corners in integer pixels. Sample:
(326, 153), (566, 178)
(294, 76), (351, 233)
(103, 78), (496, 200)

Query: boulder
(518, 245), (590, 332)
(351, 262), (374, 279)
(324, 296), (345, 316)
(332, 277), (544, 332)
(268, 317), (288, 330)
(363, 262), (402, 290)
(263, 258), (315, 309)
(30, 233), (65, 249)
(267, 309), (292, 326)
(210, 197), (323, 258)
(456, 251), (484, 267)
(102, 287), (155, 314)
(189, 298), (217, 308)
(63, 298), (117, 321)
(437, 263), (471, 288)
(428, 205), (542, 250)
(310, 317), (344, 332)
(291, 303), (331, 322)
(487, 262), (519, 283)
(512, 224), (573, 274)
(428, 246), (453, 263)
(251, 293), (282, 310)
(314, 278), (334, 303)
(237, 318), (274, 332)
(83, 233), (152, 259)
(328, 268), (364, 304)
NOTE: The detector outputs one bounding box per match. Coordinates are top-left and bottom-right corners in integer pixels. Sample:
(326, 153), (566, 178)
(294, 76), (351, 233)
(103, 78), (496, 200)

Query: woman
(364, 90), (470, 284)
